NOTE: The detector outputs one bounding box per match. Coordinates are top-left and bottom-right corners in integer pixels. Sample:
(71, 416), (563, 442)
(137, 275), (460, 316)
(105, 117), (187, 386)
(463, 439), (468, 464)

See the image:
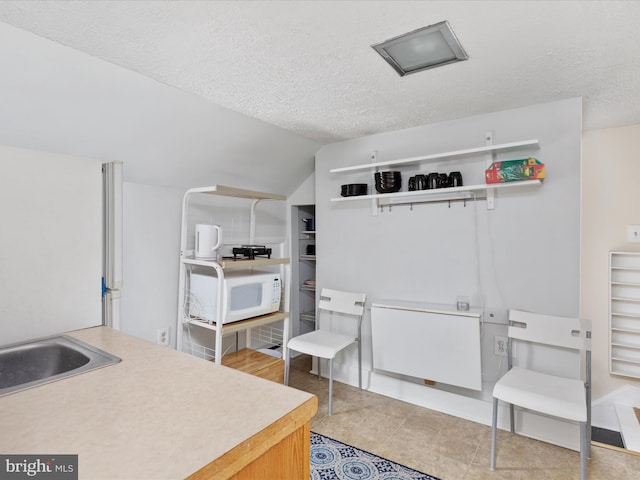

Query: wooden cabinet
(187, 407), (314, 480)
(609, 251), (640, 379)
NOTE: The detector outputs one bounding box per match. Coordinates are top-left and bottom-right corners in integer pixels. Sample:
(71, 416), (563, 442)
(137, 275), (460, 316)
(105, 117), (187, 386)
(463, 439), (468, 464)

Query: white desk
(371, 299), (483, 391)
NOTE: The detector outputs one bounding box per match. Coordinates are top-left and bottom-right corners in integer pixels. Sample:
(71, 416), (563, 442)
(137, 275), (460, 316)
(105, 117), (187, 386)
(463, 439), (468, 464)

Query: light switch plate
(628, 225), (640, 243)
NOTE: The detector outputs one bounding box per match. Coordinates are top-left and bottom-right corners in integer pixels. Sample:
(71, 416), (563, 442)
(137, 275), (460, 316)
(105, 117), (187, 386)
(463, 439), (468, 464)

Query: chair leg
(580, 421), (586, 480)
(509, 403), (515, 434)
(357, 339), (362, 390)
(328, 358), (334, 416)
(587, 391), (592, 459)
(491, 397), (498, 470)
(284, 348), (290, 386)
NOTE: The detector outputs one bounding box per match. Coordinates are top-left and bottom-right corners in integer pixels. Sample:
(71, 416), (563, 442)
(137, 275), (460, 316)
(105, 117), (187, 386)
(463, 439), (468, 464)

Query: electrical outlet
(494, 336), (508, 357)
(157, 327), (169, 346)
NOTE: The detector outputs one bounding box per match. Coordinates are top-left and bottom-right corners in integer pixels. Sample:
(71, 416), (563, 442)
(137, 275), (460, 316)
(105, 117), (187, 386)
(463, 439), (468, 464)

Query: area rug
(310, 432), (440, 480)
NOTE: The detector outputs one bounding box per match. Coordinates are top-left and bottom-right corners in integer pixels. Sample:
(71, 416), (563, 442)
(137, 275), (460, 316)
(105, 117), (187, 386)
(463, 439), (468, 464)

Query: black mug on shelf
(302, 218), (314, 231)
(450, 171), (463, 187)
(437, 173), (449, 188)
(427, 172), (439, 189)
(409, 174), (429, 191)
(415, 174), (427, 190)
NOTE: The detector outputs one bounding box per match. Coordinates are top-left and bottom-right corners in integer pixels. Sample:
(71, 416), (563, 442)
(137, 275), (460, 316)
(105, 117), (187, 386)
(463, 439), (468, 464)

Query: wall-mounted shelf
(331, 180), (542, 205)
(329, 134), (541, 212)
(330, 139), (539, 174)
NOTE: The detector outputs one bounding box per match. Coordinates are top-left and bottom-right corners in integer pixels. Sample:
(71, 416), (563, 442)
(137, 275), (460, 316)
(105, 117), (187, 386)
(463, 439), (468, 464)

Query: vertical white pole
(102, 161), (123, 329)
(249, 199), (261, 244)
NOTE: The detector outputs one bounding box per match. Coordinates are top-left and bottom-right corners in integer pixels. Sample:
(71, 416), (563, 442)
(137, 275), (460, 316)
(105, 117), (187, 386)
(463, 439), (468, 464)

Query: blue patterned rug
(310, 432), (440, 480)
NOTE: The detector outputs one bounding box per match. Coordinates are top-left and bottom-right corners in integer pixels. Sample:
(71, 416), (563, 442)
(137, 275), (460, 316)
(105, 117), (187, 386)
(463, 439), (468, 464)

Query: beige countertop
(0, 327), (317, 480)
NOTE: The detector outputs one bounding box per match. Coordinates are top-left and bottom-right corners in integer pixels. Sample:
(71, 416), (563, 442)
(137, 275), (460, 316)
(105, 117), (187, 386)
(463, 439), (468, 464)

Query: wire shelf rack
(181, 337), (216, 361)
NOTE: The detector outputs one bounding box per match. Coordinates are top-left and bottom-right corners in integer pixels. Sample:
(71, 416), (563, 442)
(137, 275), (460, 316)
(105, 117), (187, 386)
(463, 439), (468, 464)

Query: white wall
(0, 21), (320, 345)
(120, 183), (184, 346)
(582, 124), (640, 430)
(315, 98), (582, 428)
(287, 172), (316, 338)
(0, 145), (102, 344)
(0, 22), (321, 195)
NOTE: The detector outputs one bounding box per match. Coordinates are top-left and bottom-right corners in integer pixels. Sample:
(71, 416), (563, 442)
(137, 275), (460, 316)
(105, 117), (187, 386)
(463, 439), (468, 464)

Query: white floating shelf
(330, 180), (542, 204)
(330, 139), (540, 174)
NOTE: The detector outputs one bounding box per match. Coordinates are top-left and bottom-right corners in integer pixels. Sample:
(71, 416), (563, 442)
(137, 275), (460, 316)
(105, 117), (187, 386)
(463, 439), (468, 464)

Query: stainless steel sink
(0, 335), (121, 397)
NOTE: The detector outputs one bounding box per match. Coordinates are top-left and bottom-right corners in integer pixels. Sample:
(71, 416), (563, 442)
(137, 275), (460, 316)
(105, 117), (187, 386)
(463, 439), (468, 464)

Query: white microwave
(188, 270), (281, 324)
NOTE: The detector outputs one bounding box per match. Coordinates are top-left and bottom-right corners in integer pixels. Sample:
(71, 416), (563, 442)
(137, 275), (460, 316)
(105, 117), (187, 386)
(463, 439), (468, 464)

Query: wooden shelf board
(185, 185), (286, 201)
(183, 256), (290, 269)
(188, 311), (288, 335)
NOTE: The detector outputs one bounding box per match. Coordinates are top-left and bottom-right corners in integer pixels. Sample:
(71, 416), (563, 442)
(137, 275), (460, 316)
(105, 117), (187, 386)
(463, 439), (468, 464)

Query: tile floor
(288, 355), (640, 479)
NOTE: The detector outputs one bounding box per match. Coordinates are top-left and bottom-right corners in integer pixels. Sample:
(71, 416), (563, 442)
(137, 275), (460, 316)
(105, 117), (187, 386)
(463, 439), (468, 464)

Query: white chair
(284, 288), (366, 415)
(490, 310), (592, 480)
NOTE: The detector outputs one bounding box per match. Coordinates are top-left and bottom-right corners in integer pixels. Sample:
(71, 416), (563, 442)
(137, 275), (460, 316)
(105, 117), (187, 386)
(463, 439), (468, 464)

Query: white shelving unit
(293, 205), (316, 337)
(176, 185), (290, 365)
(330, 134), (541, 212)
(609, 251), (640, 379)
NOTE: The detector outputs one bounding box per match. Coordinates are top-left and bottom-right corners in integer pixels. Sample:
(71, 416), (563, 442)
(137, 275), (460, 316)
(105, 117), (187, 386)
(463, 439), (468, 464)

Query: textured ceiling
(0, 0), (639, 144)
